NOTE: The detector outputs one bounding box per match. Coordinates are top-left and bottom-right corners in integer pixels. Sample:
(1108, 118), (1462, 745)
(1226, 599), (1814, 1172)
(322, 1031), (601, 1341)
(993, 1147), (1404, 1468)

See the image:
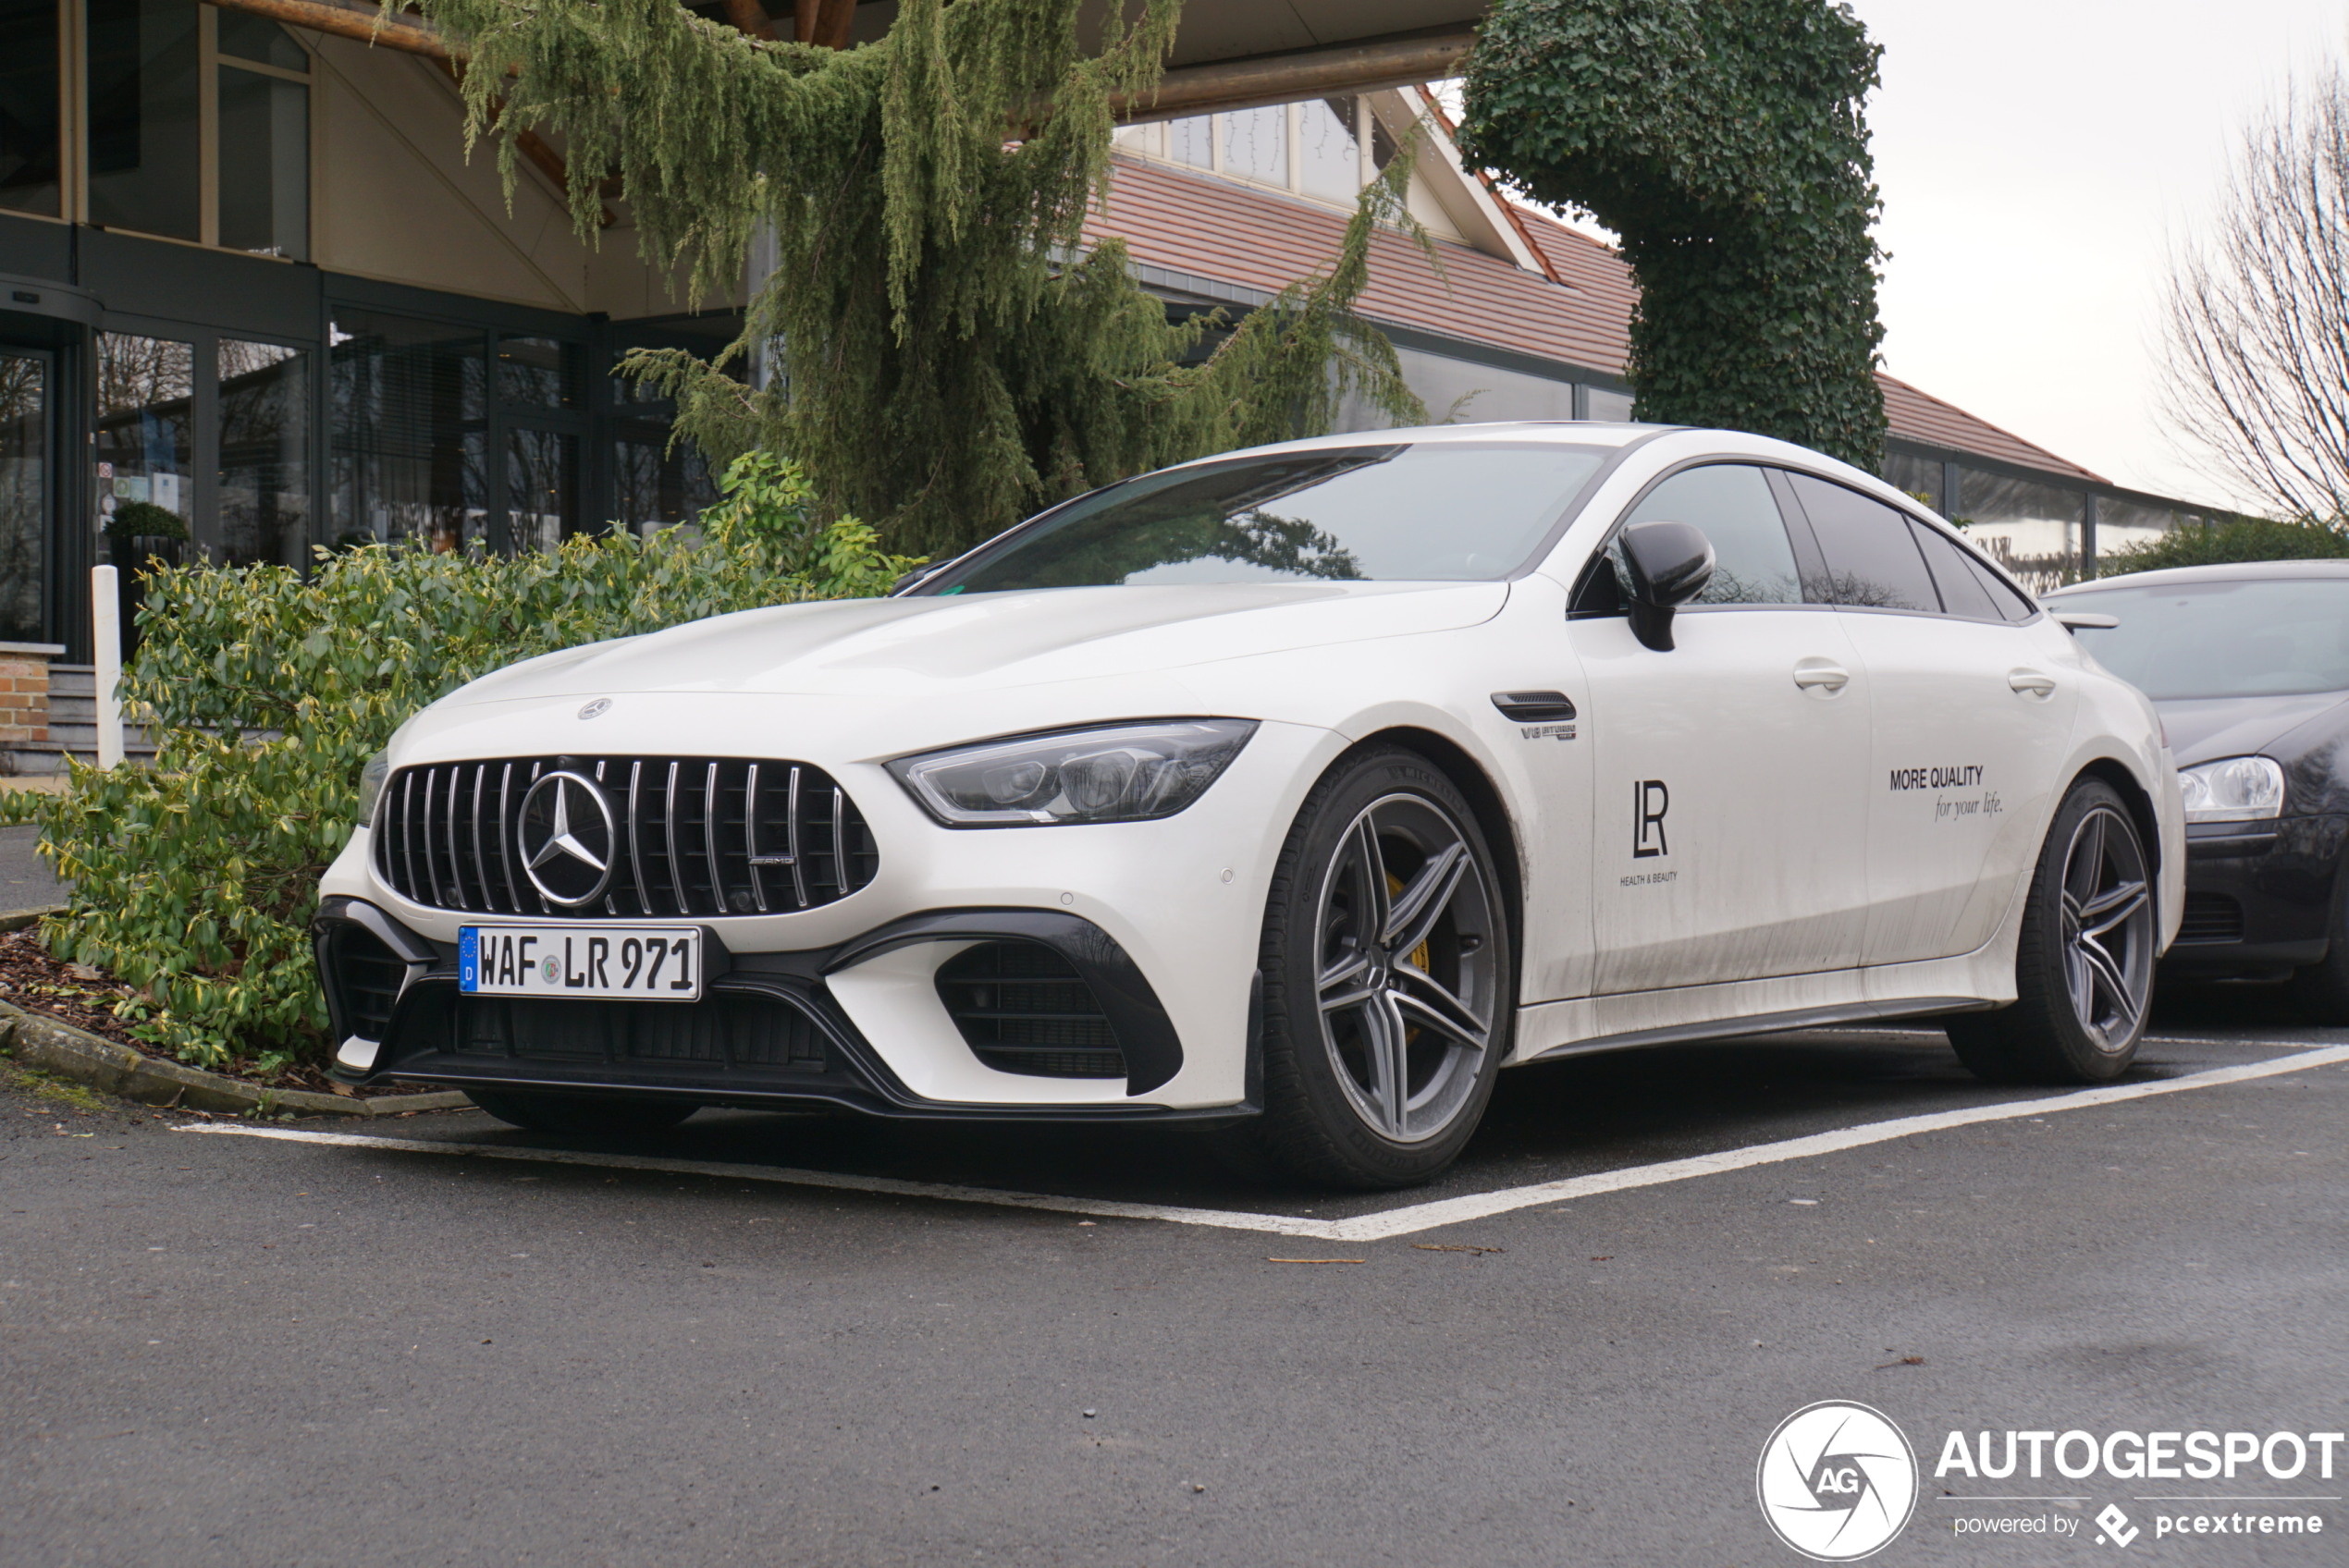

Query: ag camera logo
(1757, 1401), (1919, 1561)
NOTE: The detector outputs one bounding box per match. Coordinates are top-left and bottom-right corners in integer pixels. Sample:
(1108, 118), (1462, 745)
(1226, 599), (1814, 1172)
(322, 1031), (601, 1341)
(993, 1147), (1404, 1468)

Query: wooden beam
(810, 0), (855, 49)
(720, 0), (775, 42)
(206, 0), (451, 59)
(1113, 28), (1478, 124)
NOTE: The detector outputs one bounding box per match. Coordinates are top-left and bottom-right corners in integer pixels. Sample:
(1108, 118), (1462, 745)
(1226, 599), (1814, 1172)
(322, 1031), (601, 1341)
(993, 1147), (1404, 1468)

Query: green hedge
(2, 456), (918, 1073)
(2098, 516), (2349, 575)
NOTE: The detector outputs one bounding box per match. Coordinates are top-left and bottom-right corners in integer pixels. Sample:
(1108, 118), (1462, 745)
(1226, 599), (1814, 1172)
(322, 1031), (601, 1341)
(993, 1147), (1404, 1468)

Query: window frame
(1772, 466), (2044, 625)
(1568, 459), (1832, 620)
(68, 0), (317, 259)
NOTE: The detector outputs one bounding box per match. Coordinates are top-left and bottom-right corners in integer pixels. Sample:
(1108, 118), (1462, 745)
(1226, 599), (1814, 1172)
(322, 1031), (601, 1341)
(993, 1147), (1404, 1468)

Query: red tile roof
(1091, 155), (2104, 484)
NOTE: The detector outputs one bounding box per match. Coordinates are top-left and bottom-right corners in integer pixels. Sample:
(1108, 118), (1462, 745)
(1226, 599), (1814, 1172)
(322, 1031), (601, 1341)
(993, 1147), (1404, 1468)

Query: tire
(1230, 745), (1515, 1189)
(2289, 854), (2349, 1024)
(1946, 778), (2157, 1084)
(466, 1089), (700, 1135)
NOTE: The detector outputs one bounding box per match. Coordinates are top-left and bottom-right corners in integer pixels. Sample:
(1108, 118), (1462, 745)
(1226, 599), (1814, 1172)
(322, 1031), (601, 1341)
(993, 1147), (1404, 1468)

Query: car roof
(2047, 558), (2349, 594)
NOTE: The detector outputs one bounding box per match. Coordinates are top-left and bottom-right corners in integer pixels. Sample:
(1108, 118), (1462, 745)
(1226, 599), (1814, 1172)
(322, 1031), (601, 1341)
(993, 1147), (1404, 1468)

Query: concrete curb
(0, 998), (471, 1118)
(0, 905), (69, 933)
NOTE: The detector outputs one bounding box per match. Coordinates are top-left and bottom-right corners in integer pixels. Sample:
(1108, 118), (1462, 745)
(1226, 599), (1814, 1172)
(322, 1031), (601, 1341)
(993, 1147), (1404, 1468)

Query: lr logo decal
(1757, 1401), (1918, 1561)
(1633, 779), (1670, 858)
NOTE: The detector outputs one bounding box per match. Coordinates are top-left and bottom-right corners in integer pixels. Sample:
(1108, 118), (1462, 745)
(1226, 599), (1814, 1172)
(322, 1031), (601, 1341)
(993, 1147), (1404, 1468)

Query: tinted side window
(1618, 464), (1803, 606)
(1965, 553), (2039, 622)
(1786, 473), (1939, 614)
(1910, 521), (2003, 621)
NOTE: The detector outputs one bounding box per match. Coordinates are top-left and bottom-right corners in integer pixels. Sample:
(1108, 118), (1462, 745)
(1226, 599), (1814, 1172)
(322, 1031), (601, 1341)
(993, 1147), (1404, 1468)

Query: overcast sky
(1849, 0), (2346, 508)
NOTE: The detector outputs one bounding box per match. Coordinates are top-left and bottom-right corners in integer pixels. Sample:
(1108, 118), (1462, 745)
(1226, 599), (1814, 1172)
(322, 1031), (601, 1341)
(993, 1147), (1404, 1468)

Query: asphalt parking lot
(5, 990), (2346, 1566)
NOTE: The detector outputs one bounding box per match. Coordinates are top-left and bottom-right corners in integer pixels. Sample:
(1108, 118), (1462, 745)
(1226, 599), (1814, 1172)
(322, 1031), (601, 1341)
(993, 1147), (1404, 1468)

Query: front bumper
(2161, 814), (2347, 977)
(314, 897), (1259, 1126)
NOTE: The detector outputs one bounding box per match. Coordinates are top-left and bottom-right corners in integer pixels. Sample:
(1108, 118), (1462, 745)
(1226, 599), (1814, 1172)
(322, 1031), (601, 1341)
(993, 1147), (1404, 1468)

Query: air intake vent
(325, 924), (408, 1042)
(936, 941), (1125, 1079)
(2177, 890), (2244, 944)
(373, 756), (878, 918)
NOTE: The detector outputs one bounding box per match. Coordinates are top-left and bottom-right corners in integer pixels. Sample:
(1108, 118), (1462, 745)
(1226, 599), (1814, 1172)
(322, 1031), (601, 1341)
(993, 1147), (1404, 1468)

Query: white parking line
(178, 1045), (2349, 1242)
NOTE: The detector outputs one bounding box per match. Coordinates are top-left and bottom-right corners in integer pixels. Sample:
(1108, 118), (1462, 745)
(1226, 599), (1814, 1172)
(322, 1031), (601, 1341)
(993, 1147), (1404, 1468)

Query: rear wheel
(1233, 747), (1514, 1189)
(466, 1089), (699, 1135)
(1947, 778), (2155, 1083)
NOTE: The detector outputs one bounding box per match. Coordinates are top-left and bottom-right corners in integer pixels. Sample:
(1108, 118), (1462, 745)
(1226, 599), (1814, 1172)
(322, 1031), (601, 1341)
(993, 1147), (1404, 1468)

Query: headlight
(2178, 754), (2283, 822)
(890, 719), (1259, 827)
(356, 751), (390, 827)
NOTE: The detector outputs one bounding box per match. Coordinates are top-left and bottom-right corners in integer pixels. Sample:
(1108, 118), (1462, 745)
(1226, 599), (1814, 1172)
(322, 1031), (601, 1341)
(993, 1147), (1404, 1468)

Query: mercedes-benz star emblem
(516, 770), (617, 907)
(577, 698), (612, 720)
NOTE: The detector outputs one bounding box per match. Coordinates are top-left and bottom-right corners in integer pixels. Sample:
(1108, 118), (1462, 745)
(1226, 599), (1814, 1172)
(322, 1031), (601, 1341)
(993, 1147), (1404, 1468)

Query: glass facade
(217, 64), (307, 259)
(329, 311), (488, 552)
(85, 0), (308, 255)
(0, 0), (60, 217)
(217, 338), (306, 568)
(86, 0), (199, 242)
(94, 331), (192, 530)
(0, 350), (44, 642)
(1129, 96), (1397, 209)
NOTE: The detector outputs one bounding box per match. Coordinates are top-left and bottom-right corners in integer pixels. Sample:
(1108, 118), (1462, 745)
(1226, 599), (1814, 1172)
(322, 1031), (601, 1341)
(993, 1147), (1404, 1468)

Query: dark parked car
(2046, 560), (2349, 1019)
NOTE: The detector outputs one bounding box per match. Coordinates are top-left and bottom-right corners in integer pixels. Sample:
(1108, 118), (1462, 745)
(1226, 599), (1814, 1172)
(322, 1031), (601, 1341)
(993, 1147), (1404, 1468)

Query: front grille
(2177, 890), (2245, 944)
(449, 992), (830, 1072)
(325, 924), (408, 1041)
(373, 755), (878, 917)
(936, 941), (1125, 1079)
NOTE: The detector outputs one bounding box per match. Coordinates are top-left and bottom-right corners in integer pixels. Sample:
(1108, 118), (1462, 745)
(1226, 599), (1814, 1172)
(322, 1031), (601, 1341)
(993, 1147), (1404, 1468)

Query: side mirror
(1618, 520), (1716, 651)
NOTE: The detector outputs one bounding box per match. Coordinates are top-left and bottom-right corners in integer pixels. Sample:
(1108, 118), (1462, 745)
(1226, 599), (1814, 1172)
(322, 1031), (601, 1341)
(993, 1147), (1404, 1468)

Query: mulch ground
(0, 927), (346, 1096)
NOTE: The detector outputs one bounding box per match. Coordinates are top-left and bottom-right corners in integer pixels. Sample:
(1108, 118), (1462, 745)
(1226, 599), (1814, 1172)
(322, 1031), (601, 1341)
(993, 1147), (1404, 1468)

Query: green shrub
(2098, 515), (2349, 575)
(1, 455), (919, 1073)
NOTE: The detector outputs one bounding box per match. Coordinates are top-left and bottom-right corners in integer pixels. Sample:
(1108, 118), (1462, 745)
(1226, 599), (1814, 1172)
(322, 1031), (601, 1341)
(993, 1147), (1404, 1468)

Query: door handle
(2008, 669), (2057, 698)
(1792, 660), (1851, 693)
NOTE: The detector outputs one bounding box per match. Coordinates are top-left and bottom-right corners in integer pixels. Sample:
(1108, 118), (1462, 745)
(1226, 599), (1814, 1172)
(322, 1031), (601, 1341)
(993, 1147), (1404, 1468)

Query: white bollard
(91, 564), (124, 771)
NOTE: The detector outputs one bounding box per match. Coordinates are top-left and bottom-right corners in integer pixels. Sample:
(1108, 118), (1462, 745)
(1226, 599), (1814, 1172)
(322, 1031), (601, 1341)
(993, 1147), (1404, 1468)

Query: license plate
(459, 925), (704, 1002)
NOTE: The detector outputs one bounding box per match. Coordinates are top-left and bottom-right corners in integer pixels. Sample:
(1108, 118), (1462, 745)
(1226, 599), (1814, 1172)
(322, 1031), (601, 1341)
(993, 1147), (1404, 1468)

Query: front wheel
(1236, 746), (1514, 1189)
(1947, 778), (2156, 1083)
(466, 1089), (699, 1135)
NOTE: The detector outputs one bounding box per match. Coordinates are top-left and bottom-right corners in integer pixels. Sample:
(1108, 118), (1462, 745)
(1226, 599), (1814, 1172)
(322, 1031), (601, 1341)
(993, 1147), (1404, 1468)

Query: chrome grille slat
(663, 760), (688, 916)
(786, 765), (809, 911)
(470, 764), (489, 913)
(704, 762), (725, 916)
(421, 768), (446, 907)
(496, 764), (516, 913)
(377, 754), (877, 918)
(445, 766), (468, 911)
(830, 786), (849, 899)
(626, 760), (646, 917)
(744, 763), (769, 914)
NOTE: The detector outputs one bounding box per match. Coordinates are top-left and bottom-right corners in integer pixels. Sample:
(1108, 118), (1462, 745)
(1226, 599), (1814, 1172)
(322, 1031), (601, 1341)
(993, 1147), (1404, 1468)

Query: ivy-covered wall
(1460, 0), (1888, 469)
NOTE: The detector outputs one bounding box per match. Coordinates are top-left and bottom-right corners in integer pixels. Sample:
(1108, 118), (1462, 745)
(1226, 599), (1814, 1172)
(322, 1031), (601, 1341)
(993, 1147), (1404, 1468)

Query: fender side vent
(1491, 690), (1577, 722)
(2176, 891), (2244, 944)
(936, 941), (1125, 1079)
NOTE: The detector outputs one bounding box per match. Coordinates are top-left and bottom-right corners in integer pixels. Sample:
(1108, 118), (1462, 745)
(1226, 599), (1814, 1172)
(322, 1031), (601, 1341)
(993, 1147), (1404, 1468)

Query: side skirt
(1509, 952), (2009, 1065)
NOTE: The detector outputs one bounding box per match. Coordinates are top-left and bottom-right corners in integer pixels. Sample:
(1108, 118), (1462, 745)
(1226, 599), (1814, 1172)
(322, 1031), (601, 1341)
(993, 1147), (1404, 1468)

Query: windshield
(2058, 578), (2349, 699)
(919, 442), (1611, 593)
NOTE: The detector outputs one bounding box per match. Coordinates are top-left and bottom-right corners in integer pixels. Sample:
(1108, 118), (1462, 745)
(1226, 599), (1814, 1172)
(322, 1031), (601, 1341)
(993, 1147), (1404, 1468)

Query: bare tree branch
(2162, 67), (2349, 521)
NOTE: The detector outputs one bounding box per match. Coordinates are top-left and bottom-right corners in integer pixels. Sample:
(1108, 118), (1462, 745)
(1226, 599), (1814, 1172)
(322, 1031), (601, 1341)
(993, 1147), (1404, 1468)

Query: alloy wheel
(1312, 792), (1500, 1144)
(2059, 802), (2154, 1052)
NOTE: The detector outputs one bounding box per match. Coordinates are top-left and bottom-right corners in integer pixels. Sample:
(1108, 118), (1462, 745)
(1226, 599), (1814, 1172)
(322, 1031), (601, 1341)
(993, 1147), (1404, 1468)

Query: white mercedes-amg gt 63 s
(315, 423), (2183, 1187)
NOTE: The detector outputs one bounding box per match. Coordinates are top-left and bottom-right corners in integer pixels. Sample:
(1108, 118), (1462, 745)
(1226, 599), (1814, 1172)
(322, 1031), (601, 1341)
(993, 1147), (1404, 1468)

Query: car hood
(440, 581), (1511, 706)
(2156, 690), (2349, 766)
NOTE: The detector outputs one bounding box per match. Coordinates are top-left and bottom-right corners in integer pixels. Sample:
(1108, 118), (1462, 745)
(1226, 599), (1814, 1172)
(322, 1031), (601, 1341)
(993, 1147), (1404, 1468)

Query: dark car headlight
(2179, 754), (2283, 822)
(889, 719), (1258, 827)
